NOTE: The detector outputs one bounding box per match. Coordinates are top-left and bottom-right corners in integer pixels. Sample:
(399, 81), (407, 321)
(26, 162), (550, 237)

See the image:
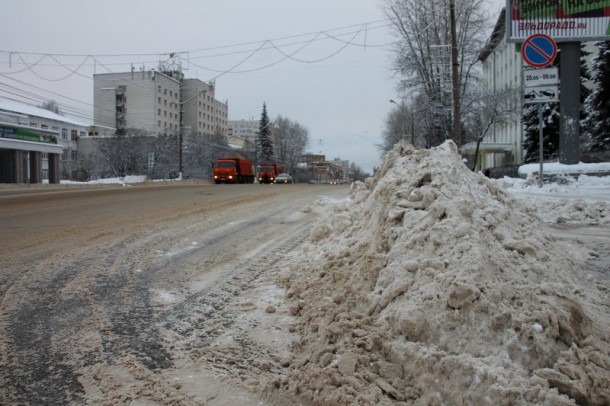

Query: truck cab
(258, 164), (282, 184)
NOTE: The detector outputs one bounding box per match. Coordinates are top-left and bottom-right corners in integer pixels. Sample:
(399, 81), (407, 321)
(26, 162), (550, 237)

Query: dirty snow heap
(275, 141), (609, 405)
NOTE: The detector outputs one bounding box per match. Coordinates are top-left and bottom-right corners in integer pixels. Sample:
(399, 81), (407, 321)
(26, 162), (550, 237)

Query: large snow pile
(275, 141), (610, 405)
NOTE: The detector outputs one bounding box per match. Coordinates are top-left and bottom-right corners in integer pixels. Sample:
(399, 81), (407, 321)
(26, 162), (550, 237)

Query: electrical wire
(0, 19), (393, 79)
(0, 18), (393, 125)
(267, 25), (365, 64)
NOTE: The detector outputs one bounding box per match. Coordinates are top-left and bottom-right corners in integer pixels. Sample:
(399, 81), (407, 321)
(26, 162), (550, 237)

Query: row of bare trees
(74, 105), (311, 182)
(382, 0), (516, 167)
(76, 128), (233, 181)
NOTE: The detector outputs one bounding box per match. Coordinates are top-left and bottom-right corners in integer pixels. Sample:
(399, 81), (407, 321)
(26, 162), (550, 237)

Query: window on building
(80, 131), (85, 138)
(71, 130), (78, 141)
(158, 109), (161, 115)
(71, 150), (77, 161)
(158, 85), (161, 92)
(41, 124), (48, 130)
(62, 128), (68, 140)
(158, 97), (161, 104)
(164, 89), (167, 95)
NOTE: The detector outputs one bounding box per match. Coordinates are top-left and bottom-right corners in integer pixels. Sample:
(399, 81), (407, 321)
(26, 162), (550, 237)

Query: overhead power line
(0, 18), (394, 121)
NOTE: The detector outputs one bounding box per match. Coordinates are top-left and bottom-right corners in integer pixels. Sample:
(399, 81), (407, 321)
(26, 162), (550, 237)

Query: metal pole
(178, 129), (183, 179)
(559, 42), (580, 164)
(538, 103), (544, 188)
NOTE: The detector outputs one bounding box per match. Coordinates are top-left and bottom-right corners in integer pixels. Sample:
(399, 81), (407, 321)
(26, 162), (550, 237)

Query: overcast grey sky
(1, 0), (504, 173)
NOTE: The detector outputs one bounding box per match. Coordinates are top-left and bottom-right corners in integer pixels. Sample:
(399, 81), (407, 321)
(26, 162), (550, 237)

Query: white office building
(181, 79), (228, 138)
(94, 70), (182, 135)
(0, 98), (89, 182)
(466, 8), (524, 172)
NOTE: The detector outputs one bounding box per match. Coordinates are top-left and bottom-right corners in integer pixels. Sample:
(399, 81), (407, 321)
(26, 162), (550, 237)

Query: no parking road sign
(522, 34), (557, 68)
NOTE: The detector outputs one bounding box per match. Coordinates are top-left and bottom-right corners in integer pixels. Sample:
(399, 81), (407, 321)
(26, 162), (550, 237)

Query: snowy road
(0, 182), (348, 405)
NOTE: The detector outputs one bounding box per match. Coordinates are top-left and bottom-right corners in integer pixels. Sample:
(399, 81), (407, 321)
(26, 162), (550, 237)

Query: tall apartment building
(94, 71), (228, 139)
(93, 70), (182, 136)
(181, 79), (228, 138)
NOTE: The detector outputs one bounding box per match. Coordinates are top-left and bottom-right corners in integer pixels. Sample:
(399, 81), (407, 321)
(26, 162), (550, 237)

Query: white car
(274, 173), (293, 184)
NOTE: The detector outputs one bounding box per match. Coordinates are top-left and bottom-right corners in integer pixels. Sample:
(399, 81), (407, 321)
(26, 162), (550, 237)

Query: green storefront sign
(0, 126), (56, 144)
(518, 0), (610, 19)
(564, 0), (610, 16)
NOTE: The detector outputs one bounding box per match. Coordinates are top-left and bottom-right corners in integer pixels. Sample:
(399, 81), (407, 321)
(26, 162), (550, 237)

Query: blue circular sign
(522, 34), (557, 68)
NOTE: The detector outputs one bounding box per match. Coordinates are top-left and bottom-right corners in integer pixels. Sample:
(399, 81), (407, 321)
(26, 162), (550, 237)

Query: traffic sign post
(523, 67), (559, 87)
(522, 34), (557, 68)
(522, 34), (559, 187)
(524, 66), (559, 104)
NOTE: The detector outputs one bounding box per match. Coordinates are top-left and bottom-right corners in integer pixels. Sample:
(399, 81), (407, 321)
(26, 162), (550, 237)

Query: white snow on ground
(274, 141), (609, 405)
(60, 175), (148, 186)
(497, 174), (610, 225)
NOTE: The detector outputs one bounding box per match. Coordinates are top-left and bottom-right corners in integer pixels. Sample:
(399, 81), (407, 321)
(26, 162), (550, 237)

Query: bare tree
(385, 0), (489, 147)
(271, 115), (309, 174)
(461, 83), (519, 170)
(349, 162), (370, 181)
(39, 100), (61, 114)
(182, 129), (232, 179)
(382, 102), (414, 151)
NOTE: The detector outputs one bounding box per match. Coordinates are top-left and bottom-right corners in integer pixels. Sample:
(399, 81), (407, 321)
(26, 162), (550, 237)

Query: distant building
(182, 79), (228, 138)
(298, 154), (345, 183)
(91, 71), (230, 179)
(0, 98), (89, 183)
(332, 158), (350, 180)
(93, 72), (228, 139)
(228, 119), (259, 146)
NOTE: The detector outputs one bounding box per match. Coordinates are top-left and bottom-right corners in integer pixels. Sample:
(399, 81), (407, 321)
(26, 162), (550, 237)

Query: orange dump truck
(213, 158), (254, 184)
(258, 164), (282, 184)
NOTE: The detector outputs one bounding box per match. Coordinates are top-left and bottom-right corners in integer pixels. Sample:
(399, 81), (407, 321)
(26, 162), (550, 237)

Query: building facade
(0, 98), (88, 183)
(94, 72), (228, 140)
(94, 70), (182, 136)
(182, 79), (228, 138)
(228, 119), (259, 146)
(473, 8), (599, 172)
(467, 8), (524, 172)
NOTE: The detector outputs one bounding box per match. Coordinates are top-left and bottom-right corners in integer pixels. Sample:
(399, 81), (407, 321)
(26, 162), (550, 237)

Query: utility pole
(449, 0), (461, 146)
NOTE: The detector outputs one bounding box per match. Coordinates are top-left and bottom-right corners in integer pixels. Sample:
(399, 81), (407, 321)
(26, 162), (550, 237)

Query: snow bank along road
(0, 182), (348, 405)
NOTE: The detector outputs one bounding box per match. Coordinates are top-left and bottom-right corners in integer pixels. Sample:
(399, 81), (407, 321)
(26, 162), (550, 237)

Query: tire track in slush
(0, 185), (344, 405)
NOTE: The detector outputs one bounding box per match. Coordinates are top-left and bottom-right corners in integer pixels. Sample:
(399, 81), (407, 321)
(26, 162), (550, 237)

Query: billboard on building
(507, 0), (610, 42)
